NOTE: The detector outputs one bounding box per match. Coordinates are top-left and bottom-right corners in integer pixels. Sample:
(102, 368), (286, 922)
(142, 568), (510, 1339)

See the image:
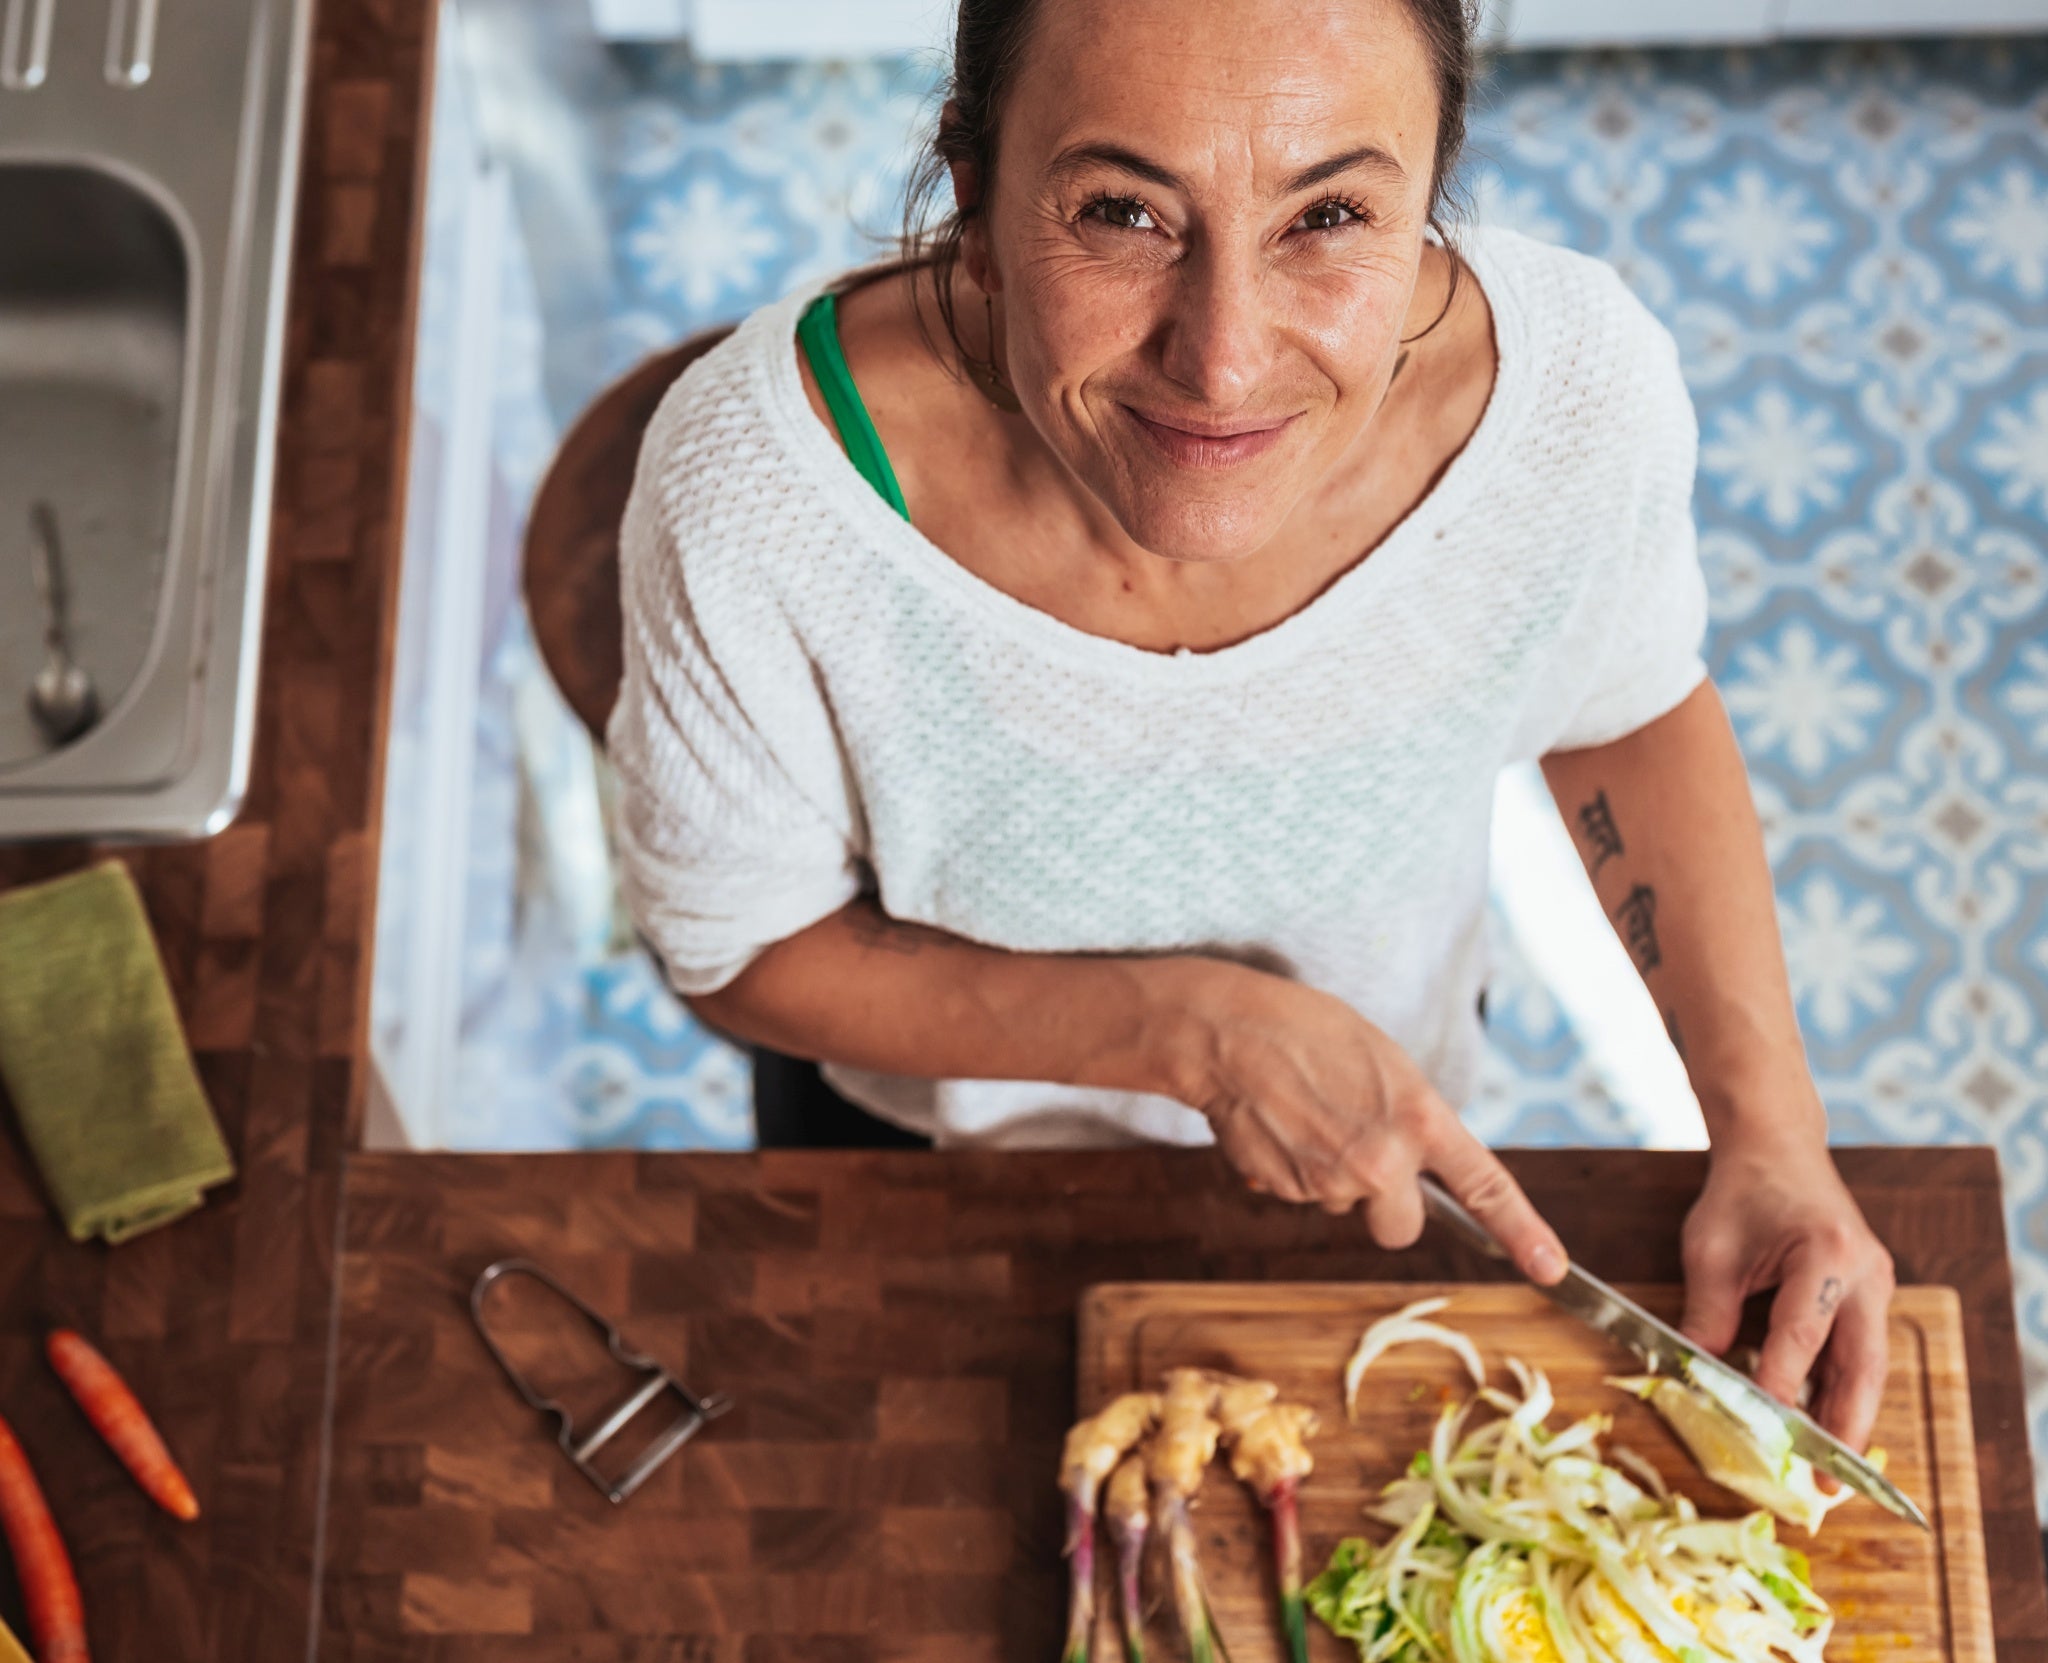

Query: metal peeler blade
(470, 1257), (732, 1505)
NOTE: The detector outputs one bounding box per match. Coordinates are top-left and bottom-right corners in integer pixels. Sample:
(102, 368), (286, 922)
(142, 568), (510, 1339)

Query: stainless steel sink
(0, 165), (185, 774)
(0, 0), (313, 838)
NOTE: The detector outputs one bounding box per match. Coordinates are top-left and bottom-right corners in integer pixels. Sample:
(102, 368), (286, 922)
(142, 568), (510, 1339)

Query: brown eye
(1086, 196), (1156, 232)
(1296, 199), (1366, 232)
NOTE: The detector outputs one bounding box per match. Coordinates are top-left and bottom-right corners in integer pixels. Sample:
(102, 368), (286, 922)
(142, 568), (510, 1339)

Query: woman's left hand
(1677, 1136), (1896, 1454)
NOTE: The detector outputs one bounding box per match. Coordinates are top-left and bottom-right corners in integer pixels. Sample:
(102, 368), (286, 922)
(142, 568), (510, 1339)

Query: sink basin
(0, 0), (314, 837)
(0, 165), (186, 773)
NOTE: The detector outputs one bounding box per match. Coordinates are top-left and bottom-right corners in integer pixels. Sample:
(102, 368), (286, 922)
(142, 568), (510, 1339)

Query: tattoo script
(1817, 1276), (1845, 1318)
(1577, 789), (1626, 874)
(1613, 884), (1662, 973)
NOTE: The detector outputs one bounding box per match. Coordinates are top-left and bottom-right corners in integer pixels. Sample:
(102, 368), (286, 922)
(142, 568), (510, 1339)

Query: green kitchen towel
(0, 862), (235, 1243)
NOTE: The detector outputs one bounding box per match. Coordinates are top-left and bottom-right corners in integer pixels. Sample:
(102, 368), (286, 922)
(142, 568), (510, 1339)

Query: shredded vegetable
(1344, 1297), (1488, 1421)
(1611, 1374), (1851, 1537)
(1313, 1308), (1834, 1663)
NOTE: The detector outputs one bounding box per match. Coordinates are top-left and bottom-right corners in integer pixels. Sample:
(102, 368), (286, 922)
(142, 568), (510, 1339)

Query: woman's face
(971, 0), (1445, 562)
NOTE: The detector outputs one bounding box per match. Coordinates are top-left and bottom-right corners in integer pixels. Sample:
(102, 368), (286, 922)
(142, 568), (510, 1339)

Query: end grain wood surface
(324, 1146), (2048, 1663)
(0, 5), (2035, 1661)
(0, 0), (435, 1654)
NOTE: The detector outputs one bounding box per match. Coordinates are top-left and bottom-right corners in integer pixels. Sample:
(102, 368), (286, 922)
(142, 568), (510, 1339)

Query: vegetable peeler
(470, 1257), (731, 1505)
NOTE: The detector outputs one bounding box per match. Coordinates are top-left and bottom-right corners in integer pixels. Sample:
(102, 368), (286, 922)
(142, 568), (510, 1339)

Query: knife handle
(1417, 1175), (1512, 1263)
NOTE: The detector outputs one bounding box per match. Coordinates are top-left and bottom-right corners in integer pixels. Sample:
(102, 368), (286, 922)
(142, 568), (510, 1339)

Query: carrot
(0, 1413), (88, 1663)
(44, 1331), (198, 1522)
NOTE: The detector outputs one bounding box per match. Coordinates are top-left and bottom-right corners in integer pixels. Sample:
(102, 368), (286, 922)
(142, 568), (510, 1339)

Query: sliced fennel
(1611, 1374), (1850, 1536)
(1343, 1297), (1489, 1421)
(1311, 1334), (1833, 1663)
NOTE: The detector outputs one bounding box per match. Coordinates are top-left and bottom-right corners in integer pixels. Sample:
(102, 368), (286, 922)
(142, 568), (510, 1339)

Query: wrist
(1675, 1017), (1827, 1163)
(1700, 1082), (1829, 1169)
(1117, 953), (1244, 1107)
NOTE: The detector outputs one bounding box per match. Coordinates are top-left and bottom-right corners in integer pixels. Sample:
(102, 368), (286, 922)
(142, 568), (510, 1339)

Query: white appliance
(600, 0), (2044, 55)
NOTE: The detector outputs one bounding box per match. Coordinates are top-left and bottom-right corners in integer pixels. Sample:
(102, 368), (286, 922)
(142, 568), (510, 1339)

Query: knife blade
(1416, 1174), (1929, 1531)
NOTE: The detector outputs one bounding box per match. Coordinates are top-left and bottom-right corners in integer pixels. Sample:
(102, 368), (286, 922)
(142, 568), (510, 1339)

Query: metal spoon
(26, 501), (99, 746)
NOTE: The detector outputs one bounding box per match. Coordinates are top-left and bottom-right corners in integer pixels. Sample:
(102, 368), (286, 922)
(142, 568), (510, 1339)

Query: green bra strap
(797, 291), (910, 522)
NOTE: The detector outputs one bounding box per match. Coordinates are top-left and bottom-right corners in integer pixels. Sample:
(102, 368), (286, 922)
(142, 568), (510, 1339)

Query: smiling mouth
(1124, 406), (1296, 469)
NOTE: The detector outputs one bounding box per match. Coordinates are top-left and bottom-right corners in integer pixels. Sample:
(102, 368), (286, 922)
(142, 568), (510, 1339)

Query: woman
(608, 0), (1895, 1453)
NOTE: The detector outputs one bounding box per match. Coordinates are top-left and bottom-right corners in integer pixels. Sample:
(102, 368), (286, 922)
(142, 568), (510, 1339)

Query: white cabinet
(371, 9), (515, 1149)
(1505, 0), (1776, 47)
(695, 0), (952, 59)
(1777, 0), (2048, 33)
(592, 0), (2044, 56)
(1500, 0), (2046, 45)
(594, 0), (954, 56)
(609, 0), (2045, 59)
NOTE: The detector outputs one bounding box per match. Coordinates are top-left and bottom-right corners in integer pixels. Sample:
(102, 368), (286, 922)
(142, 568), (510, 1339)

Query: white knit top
(608, 227), (1709, 1149)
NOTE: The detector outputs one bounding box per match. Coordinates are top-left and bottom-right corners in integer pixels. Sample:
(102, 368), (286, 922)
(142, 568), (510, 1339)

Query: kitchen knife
(1416, 1173), (1929, 1531)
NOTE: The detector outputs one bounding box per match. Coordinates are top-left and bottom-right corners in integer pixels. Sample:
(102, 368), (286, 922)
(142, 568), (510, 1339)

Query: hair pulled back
(901, 0), (1482, 365)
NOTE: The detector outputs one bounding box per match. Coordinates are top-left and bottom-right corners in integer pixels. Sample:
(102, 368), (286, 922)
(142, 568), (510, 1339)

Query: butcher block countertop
(322, 1146), (2048, 1662)
(0, 0), (432, 1652)
(0, 0), (2037, 1656)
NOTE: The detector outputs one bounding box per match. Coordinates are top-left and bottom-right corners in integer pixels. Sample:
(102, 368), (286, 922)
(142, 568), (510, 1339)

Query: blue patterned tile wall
(477, 36), (2048, 1504)
(597, 56), (932, 378)
(1460, 45), (2048, 1510)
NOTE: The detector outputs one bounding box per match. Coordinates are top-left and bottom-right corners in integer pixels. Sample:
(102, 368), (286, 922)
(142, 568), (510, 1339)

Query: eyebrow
(1283, 144), (1408, 194)
(1046, 140), (1409, 197)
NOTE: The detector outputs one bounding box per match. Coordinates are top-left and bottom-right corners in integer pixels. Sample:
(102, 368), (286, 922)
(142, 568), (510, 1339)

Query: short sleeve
(1544, 315), (1710, 753)
(606, 399), (866, 996)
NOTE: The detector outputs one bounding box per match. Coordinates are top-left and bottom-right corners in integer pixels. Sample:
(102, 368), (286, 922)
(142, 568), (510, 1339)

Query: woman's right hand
(1160, 959), (1568, 1285)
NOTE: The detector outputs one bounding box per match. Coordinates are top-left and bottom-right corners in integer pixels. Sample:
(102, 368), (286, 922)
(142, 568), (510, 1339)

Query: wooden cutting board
(1077, 1283), (1991, 1662)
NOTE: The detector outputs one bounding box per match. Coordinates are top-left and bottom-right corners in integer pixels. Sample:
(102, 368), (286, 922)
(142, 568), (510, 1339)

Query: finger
(1214, 1103), (1315, 1206)
(1754, 1249), (1842, 1409)
(1310, 1124), (1381, 1217)
(1280, 1120), (1369, 1215)
(1363, 1162), (1426, 1252)
(1678, 1232), (1746, 1358)
(1337, 1119), (1423, 1247)
(1421, 1113), (1566, 1283)
(1811, 1278), (1891, 1454)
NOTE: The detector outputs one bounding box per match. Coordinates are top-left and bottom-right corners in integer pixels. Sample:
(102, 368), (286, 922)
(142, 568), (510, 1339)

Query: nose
(1157, 242), (1277, 411)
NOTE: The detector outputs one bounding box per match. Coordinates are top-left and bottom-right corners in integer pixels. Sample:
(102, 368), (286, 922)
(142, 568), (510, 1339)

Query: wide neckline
(762, 228), (1532, 684)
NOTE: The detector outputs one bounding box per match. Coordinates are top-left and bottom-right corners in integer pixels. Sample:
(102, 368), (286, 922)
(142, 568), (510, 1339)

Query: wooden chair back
(522, 326), (737, 742)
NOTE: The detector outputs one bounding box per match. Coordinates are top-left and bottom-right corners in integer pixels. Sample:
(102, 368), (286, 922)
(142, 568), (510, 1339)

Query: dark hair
(901, 0), (1481, 373)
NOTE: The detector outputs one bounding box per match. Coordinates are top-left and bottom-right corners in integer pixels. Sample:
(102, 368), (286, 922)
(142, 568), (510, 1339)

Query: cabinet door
(689, 0), (953, 60)
(1502, 0), (1775, 47)
(1778, 0), (2048, 33)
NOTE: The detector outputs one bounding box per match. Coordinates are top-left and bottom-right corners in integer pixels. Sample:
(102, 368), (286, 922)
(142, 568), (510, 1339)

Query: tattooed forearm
(1577, 789), (1625, 874)
(1817, 1276), (1844, 1317)
(1613, 884), (1661, 973)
